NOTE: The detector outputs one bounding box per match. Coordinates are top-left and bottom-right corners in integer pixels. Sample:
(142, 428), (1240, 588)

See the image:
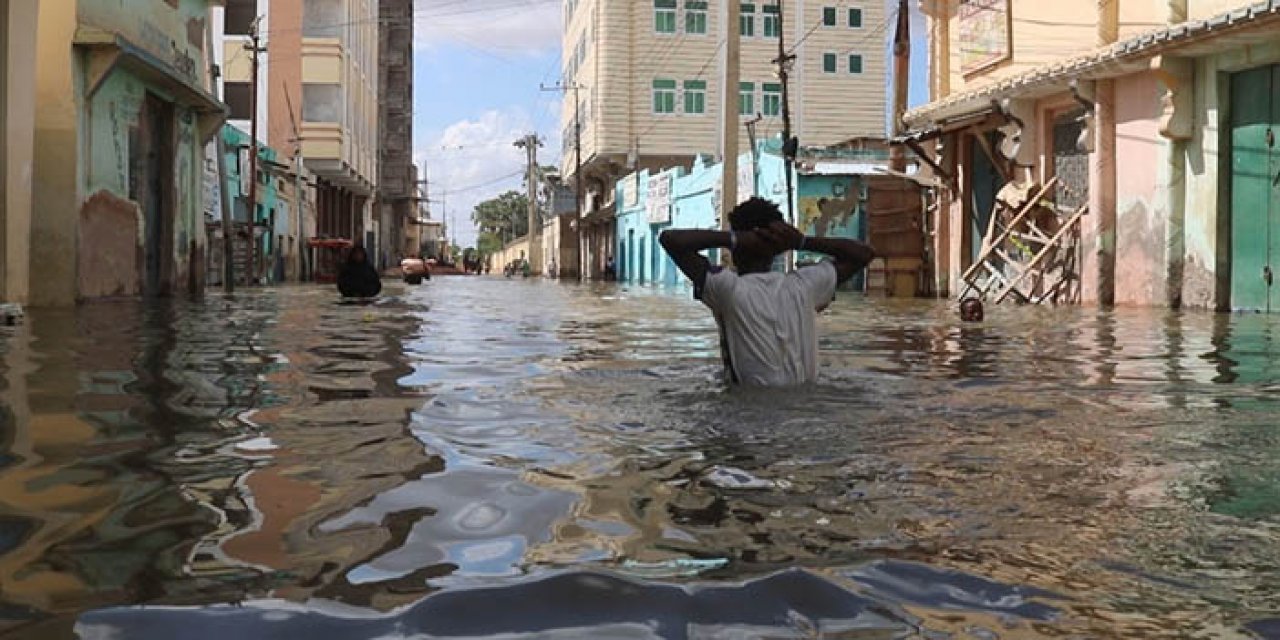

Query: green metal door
(1231, 65), (1280, 312)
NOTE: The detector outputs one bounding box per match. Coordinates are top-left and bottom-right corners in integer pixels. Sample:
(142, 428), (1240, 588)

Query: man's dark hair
(729, 197), (784, 232)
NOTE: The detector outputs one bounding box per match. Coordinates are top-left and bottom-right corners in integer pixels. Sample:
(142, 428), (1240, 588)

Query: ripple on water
(3, 281), (1280, 638)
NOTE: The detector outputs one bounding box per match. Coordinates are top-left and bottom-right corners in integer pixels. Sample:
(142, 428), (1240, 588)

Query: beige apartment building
(562, 0), (888, 277)
(905, 0), (1280, 311)
(267, 0), (380, 255)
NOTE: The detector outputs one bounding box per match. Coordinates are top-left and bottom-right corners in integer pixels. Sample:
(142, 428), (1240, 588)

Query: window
(823, 6), (837, 26)
(823, 53), (837, 73)
(225, 0), (255, 36)
(655, 0), (677, 33)
(683, 80), (706, 114)
(762, 5), (779, 37)
(686, 1), (708, 34)
(653, 78), (676, 113)
(303, 0), (343, 38)
(302, 83), (342, 122)
(848, 7), (863, 27)
(763, 82), (782, 116)
(739, 82), (755, 116)
(224, 82), (252, 120)
(848, 54), (863, 74)
(740, 3), (755, 37)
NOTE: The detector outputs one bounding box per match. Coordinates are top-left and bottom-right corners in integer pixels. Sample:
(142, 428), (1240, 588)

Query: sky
(413, 0), (929, 249)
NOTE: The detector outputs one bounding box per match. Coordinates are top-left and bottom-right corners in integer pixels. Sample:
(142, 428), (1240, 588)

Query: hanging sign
(646, 172), (672, 224)
(959, 0), (1011, 75)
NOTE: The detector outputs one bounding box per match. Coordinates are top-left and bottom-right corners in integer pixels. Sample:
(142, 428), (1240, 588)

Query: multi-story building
(378, 0), (415, 266)
(269, 0), (380, 262)
(906, 0), (1280, 311)
(32, 0), (227, 305)
(561, 0), (889, 277)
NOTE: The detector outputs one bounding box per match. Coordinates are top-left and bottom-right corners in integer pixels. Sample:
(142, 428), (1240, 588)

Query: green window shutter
(823, 6), (836, 25)
(848, 7), (863, 27)
(655, 0), (677, 33)
(823, 53), (836, 73)
(684, 80), (706, 114)
(848, 54), (863, 74)
(653, 79), (677, 89)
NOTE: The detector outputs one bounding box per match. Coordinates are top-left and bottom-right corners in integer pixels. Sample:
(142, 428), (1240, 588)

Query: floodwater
(2, 277), (1280, 639)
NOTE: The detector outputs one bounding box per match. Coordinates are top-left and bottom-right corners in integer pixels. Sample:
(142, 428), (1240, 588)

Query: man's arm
(801, 236), (877, 284)
(658, 229), (733, 294)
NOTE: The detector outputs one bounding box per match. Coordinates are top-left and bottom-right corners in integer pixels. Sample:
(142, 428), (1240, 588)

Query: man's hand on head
(761, 222), (805, 251)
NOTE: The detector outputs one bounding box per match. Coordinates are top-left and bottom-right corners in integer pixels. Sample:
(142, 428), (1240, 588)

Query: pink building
(905, 0), (1280, 311)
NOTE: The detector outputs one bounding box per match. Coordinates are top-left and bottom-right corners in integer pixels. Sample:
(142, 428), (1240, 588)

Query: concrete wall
(1, 1), (39, 304)
(1113, 72), (1165, 306)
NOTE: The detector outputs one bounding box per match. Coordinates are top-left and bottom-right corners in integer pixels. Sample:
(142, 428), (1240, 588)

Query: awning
(75, 29), (227, 142)
(906, 0), (1280, 126)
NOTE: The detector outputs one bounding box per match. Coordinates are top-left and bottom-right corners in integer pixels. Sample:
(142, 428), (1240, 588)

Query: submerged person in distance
(338, 245), (383, 299)
(660, 197), (876, 387)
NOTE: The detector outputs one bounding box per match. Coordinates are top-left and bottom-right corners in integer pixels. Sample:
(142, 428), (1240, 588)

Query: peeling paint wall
(1114, 72), (1166, 306)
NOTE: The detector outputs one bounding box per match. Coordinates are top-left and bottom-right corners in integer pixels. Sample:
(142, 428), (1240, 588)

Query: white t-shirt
(700, 261), (838, 386)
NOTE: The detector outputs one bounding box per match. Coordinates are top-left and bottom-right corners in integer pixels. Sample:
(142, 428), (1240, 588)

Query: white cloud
(418, 108), (551, 248)
(416, 0), (561, 55)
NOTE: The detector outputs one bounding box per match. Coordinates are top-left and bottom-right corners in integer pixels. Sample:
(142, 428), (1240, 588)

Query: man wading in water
(660, 198), (876, 386)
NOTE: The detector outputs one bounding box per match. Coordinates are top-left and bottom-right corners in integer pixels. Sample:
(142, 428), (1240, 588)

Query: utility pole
(206, 17), (235, 293)
(890, 0), (911, 172)
(514, 133), (543, 275)
(720, 0), (741, 232)
(245, 17), (267, 286)
(541, 81), (583, 280)
(774, 0), (798, 268)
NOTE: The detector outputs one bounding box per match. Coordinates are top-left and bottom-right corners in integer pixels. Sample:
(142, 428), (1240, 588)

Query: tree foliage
(471, 191), (529, 244)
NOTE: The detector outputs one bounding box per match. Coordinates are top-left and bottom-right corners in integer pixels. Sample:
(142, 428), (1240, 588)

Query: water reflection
(1, 281), (1279, 637)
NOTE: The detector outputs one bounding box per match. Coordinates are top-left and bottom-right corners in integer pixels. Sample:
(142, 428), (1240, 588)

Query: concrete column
(1, 1), (39, 305)
(31, 0), (79, 307)
(921, 0), (951, 100)
(1088, 79), (1117, 306)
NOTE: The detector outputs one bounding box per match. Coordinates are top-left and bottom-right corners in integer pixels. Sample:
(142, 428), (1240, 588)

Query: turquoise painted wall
(222, 125), (285, 258)
(616, 141), (871, 290)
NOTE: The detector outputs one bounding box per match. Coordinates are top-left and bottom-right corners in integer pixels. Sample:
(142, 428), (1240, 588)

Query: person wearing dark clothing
(338, 246), (382, 298)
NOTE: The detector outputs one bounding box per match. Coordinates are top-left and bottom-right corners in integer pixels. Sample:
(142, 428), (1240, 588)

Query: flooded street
(2, 277), (1280, 638)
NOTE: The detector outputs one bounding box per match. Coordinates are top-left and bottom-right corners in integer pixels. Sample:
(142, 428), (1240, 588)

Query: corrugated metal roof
(906, 0), (1280, 126)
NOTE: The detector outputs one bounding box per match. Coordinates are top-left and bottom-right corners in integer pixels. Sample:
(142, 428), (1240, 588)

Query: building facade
(268, 0), (380, 267)
(562, 0), (889, 278)
(909, 0), (1280, 311)
(378, 0), (415, 267)
(33, 0), (227, 305)
(614, 140), (884, 290)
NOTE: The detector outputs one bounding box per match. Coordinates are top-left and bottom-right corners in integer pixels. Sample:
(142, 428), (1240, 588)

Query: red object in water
(309, 238), (353, 283)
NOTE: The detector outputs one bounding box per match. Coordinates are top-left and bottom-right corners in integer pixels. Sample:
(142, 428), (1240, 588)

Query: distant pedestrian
(338, 245), (382, 298)
(660, 197), (875, 386)
(604, 256), (617, 280)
